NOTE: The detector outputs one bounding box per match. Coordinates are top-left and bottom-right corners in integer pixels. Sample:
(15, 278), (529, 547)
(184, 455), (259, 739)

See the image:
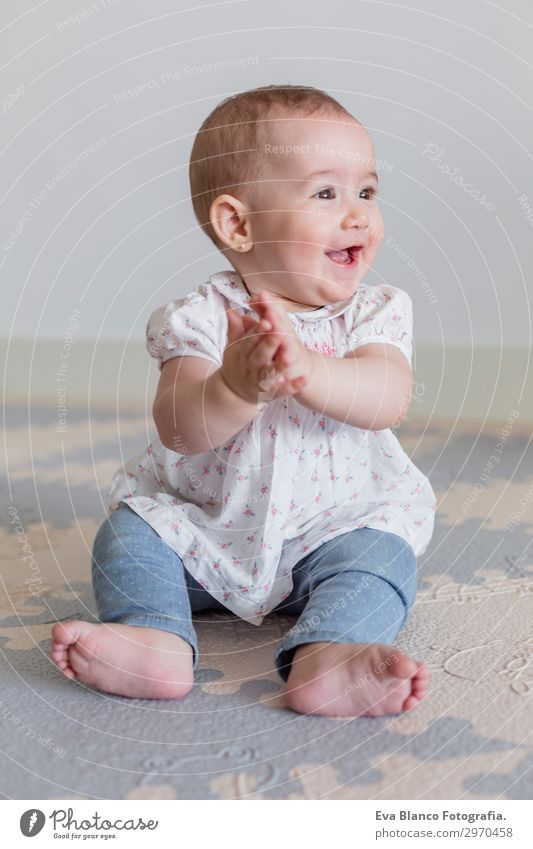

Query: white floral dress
(106, 270), (436, 625)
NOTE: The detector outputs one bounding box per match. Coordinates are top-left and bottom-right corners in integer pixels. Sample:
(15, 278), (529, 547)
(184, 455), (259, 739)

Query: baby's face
(240, 114), (384, 311)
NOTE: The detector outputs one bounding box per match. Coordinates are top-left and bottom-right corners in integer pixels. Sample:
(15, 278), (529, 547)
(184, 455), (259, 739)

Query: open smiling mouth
(325, 246), (363, 266)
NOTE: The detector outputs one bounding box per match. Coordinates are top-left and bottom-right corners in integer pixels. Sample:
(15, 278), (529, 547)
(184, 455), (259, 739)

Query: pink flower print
(184, 318), (192, 329)
(246, 421), (254, 434)
(305, 339), (336, 357)
(243, 505), (256, 518)
(260, 484), (268, 495)
(313, 494), (321, 503)
(318, 418), (326, 431)
(371, 470), (383, 482)
(251, 564), (258, 577)
(222, 439), (236, 454)
(185, 338), (197, 348)
(239, 585), (249, 593)
(206, 498), (216, 507)
(138, 463), (148, 474)
(268, 424), (278, 439)
(173, 457), (186, 468)
(323, 510), (332, 517)
(224, 494), (231, 505)
(160, 325), (171, 337)
(310, 473), (319, 483)
(202, 465), (210, 476)
(391, 311), (400, 322)
(223, 520), (233, 528)
(219, 542), (232, 550)
(289, 414), (302, 427)
(234, 445), (242, 454)
(330, 472), (339, 482)
(146, 446), (153, 456)
(271, 503), (279, 516)
(246, 534), (256, 543)
(263, 583), (270, 592)
(223, 591), (231, 601)
(385, 482), (397, 492)
(199, 579), (208, 589)
(411, 484), (423, 496)
(381, 448), (394, 459)
(156, 461), (164, 470)
(302, 545), (310, 553)
(350, 490), (359, 499)
(170, 522), (180, 534)
(312, 446), (322, 457)
(344, 474), (354, 483)
(212, 560), (221, 570)
(190, 548), (197, 557)
(401, 503), (411, 512)
(215, 463), (224, 475)
(324, 448), (334, 458)
(231, 556), (242, 566)
(289, 499), (297, 511)
(236, 472), (249, 482)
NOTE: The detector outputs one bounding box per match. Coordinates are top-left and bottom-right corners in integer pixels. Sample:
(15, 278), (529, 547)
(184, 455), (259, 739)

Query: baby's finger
(273, 338), (292, 369)
(237, 319), (273, 354)
(249, 331), (283, 365)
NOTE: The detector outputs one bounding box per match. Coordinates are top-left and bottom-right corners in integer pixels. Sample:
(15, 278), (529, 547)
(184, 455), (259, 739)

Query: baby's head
(189, 84), (384, 311)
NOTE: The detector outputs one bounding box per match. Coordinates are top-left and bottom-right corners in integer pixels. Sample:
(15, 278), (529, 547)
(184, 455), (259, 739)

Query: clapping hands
(221, 289), (314, 407)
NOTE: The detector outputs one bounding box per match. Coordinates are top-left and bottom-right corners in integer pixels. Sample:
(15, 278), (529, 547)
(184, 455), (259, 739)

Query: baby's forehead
(258, 113), (376, 176)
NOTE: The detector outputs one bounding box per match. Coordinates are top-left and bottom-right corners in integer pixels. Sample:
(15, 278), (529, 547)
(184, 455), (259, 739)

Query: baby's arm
(153, 309), (306, 455)
(297, 347), (413, 429)
(254, 290), (413, 430)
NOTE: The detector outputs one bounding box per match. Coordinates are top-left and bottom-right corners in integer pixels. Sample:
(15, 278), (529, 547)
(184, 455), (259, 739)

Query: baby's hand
(221, 305), (308, 406)
(252, 290), (315, 390)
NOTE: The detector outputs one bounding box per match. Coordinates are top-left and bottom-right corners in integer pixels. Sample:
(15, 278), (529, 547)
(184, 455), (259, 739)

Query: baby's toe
(402, 694), (421, 712)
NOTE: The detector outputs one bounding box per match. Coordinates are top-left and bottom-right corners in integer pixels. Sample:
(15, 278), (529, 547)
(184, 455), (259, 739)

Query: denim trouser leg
(92, 504), (417, 683)
(91, 502), (224, 672)
(272, 528), (418, 682)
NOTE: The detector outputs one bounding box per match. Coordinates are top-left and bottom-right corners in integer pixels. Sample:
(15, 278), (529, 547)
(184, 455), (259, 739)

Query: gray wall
(2, 1), (532, 401)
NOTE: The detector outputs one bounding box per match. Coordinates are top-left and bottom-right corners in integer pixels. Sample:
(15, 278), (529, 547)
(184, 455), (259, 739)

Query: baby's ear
(209, 193), (251, 250)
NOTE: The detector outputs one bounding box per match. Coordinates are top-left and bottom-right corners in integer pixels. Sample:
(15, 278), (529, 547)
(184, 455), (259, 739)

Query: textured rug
(2, 402), (532, 800)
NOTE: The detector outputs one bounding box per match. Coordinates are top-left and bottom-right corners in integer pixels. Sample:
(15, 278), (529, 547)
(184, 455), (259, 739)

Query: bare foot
(283, 641), (429, 717)
(49, 620), (194, 700)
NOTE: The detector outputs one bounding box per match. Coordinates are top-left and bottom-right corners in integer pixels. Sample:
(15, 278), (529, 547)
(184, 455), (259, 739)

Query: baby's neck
(241, 278), (323, 312)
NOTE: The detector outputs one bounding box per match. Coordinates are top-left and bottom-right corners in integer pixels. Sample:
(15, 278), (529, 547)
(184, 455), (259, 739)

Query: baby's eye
(313, 187), (335, 200)
(360, 186), (378, 200)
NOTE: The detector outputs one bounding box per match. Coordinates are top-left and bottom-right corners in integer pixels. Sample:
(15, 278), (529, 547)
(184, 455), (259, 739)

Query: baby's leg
(50, 503), (199, 699)
(275, 528), (428, 717)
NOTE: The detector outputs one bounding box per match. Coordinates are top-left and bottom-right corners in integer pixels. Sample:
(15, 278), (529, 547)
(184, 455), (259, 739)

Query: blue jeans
(91, 503), (418, 682)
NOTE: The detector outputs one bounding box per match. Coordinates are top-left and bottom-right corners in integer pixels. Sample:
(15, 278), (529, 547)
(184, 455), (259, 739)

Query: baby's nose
(342, 213), (368, 228)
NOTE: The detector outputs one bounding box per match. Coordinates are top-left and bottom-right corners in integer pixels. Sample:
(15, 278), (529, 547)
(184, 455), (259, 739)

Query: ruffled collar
(209, 270), (355, 321)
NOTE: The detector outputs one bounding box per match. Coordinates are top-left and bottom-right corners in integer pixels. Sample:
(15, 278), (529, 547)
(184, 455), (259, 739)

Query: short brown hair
(189, 84), (354, 248)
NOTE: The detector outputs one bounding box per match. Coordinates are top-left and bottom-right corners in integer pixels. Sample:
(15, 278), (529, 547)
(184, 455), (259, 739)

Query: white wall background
(2, 0), (532, 418)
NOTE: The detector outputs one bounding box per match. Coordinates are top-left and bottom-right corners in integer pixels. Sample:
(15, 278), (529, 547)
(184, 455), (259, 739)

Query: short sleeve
(145, 284), (225, 371)
(346, 284), (413, 367)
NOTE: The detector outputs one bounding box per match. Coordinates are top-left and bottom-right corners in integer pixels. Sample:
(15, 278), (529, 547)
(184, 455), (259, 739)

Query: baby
(50, 84), (436, 717)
